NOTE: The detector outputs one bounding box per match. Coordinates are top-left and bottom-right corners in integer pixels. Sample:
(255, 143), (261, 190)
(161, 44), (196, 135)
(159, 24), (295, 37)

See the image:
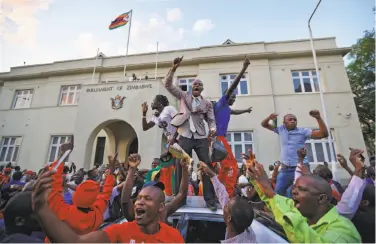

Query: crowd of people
(0, 57), (374, 243)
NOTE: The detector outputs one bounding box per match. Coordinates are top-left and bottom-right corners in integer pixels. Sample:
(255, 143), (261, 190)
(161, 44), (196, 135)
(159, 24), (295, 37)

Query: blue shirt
(274, 125), (312, 166)
(215, 95), (231, 136)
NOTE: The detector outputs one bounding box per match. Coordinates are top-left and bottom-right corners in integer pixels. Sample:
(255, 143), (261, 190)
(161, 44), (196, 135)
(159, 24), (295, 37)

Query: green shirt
(251, 180), (361, 243)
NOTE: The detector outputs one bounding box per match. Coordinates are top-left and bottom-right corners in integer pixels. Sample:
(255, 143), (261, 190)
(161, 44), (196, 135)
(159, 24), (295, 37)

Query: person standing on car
(31, 169), (184, 243)
(261, 110), (329, 197)
(213, 57), (252, 197)
(164, 56), (217, 210)
(200, 163), (257, 243)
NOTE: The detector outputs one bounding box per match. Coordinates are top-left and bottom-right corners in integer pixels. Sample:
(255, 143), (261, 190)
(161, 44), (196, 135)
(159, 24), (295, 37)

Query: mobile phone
(53, 149), (72, 170)
(349, 147), (365, 161)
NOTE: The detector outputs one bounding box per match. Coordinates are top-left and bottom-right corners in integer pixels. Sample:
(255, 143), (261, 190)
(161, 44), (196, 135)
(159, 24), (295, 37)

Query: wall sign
(110, 95), (126, 110)
(86, 83), (153, 93)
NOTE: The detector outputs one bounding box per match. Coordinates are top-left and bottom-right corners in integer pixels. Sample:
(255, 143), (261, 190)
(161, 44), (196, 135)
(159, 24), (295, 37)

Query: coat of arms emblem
(110, 95), (126, 109)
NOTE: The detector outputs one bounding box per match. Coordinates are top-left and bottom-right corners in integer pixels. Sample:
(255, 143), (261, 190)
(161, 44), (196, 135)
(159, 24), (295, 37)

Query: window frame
(59, 85), (81, 106)
(305, 129), (336, 163)
(226, 131), (255, 163)
(219, 73), (249, 96)
(177, 77), (196, 94)
(47, 135), (72, 163)
(12, 89), (34, 109)
(0, 136), (22, 163)
(291, 70), (320, 93)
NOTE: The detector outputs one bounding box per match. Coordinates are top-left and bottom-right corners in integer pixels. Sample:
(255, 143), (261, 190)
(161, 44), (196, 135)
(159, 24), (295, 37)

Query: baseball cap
(142, 181), (165, 191)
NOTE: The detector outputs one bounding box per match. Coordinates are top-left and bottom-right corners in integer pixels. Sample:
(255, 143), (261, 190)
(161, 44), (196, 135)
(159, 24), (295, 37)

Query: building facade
(0, 37), (366, 184)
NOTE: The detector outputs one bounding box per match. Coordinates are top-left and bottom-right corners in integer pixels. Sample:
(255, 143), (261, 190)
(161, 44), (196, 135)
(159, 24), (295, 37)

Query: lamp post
(308, 0), (337, 179)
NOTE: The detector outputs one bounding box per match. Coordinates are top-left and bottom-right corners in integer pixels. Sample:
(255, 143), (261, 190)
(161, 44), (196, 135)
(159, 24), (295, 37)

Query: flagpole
(92, 48), (99, 82)
(123, 10), (133, 78)
(155, 41), (158, 79)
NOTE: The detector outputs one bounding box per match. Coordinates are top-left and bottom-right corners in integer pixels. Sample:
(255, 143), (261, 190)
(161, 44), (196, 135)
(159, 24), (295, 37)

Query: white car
(101, 196), (288, 243)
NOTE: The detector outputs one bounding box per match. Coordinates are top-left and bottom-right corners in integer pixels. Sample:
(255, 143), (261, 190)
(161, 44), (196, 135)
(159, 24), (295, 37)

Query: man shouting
(164, 57), (217, 210)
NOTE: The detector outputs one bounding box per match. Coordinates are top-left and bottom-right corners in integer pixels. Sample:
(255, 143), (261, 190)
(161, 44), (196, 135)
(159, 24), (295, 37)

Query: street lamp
(308, 0), (337, 179)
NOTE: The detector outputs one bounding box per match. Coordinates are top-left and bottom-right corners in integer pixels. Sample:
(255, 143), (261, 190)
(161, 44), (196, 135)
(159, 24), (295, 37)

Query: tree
(346, 29), (375, 155)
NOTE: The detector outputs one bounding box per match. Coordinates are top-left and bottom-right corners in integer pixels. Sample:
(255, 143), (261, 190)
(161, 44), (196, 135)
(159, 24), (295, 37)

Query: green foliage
(346, 29), (375, 154)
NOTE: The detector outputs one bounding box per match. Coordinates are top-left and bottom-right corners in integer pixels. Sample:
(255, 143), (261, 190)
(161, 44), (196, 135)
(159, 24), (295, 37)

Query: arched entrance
(85, 119), (138, 168)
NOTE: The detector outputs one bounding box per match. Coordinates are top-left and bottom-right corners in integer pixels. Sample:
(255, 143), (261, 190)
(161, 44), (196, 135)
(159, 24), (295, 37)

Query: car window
(186, 220), (226, 243)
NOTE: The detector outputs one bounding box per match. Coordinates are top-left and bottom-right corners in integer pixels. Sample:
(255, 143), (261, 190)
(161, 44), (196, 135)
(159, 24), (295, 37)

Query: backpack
(108, 194), (123, 222)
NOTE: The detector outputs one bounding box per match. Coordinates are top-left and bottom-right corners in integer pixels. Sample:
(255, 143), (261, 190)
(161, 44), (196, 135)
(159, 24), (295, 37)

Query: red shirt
(104, 221), (184, 243)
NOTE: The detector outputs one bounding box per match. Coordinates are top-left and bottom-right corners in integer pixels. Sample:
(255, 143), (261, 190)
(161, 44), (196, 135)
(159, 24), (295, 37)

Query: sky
(0, 0), (374, 72)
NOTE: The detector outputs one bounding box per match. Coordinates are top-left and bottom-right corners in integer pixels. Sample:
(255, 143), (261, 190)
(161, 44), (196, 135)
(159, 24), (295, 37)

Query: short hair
(229, 196), (254, 234)
(370, 155), (375, 161)
(283, 114), (296, 121)
(155, 95), (169, 107)
(314, 165), (333, 180)
(63, 166), (70, 174)
(87, 169), (97, 179)
(268, 165), (274, 171)
(4, 191), (33, 229)
(14, 166), (21, 171)
(12, 171), (23, 181)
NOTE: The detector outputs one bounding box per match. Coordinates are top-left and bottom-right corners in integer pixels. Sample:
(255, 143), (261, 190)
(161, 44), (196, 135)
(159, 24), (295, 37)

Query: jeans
(275, 164), (311, 198)
(176, 136), (216, 204)
(274, 167), (295, 197)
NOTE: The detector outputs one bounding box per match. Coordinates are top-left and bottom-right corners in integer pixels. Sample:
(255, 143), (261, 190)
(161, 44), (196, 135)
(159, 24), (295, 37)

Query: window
(305, 130), (336, 163)
(291, 70), (320, 93)
(220, 74), (248, 95)
(0, 137), (22, 163)
(177, 77), (196, 93)
(59, 85), (81, 105)
(226, 131), (254, 162)
(12, 89), (33, 109)
(47, 136), (72, 163)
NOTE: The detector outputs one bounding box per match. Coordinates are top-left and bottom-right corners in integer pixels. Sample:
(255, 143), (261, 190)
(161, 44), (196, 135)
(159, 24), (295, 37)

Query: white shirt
(238, 175), (249, 197)
(151, 105), (178, 140)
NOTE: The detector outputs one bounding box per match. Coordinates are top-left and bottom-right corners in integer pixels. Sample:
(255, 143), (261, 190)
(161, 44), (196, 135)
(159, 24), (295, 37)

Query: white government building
(0, 38), (367, 184)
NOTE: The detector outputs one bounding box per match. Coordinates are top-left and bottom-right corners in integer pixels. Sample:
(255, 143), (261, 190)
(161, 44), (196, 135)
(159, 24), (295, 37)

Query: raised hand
(32, 167), (56, 214)
(142, 102), (148, 115)
(297, 146), (307, 162)
(349, 148), (365, 170)
(108, 153), (118, 173)
(128, 154), (141, 169)
(268, 113), (278, 120)
(309, 110), (321, 119)
(243, 56), (250, 69)
(337, 154), (348, 169)
(60, 136), (74, 155)
(241, 149), (256, 170)
(247, 107), (253, 113)
(172, 56), (183, 71)
(248, 160), (275, 198)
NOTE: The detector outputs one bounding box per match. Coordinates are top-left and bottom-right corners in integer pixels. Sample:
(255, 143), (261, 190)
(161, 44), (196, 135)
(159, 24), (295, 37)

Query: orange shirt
(45, 160), (114, 242)
(104, 220), (184, 243)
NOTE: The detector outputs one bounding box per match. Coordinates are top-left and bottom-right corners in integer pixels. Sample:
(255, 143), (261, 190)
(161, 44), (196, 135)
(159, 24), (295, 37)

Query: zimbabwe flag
(109, 11), (131, 30)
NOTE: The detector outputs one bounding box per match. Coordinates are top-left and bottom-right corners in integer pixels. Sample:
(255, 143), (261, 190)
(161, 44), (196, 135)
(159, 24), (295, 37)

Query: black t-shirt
(352, 210), (375, 243)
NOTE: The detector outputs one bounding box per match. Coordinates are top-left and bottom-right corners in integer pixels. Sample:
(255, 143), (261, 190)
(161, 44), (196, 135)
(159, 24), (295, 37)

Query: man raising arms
(31, 169), (184, 243)
(214, 56), (252, 196)
(164, 56), (217, 210)
(261, 110), (328, 197)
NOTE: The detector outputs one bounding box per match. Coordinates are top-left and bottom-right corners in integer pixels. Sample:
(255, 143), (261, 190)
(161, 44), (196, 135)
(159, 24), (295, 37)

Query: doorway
(94, 137), (106, 165)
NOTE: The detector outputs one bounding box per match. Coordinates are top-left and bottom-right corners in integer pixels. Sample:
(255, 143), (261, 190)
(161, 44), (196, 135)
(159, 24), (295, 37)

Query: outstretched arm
(166, 160), (188, 216)
(164, 57), (184, 100)
(231, 107), (252, 115)
(225, 57), (250, 99)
